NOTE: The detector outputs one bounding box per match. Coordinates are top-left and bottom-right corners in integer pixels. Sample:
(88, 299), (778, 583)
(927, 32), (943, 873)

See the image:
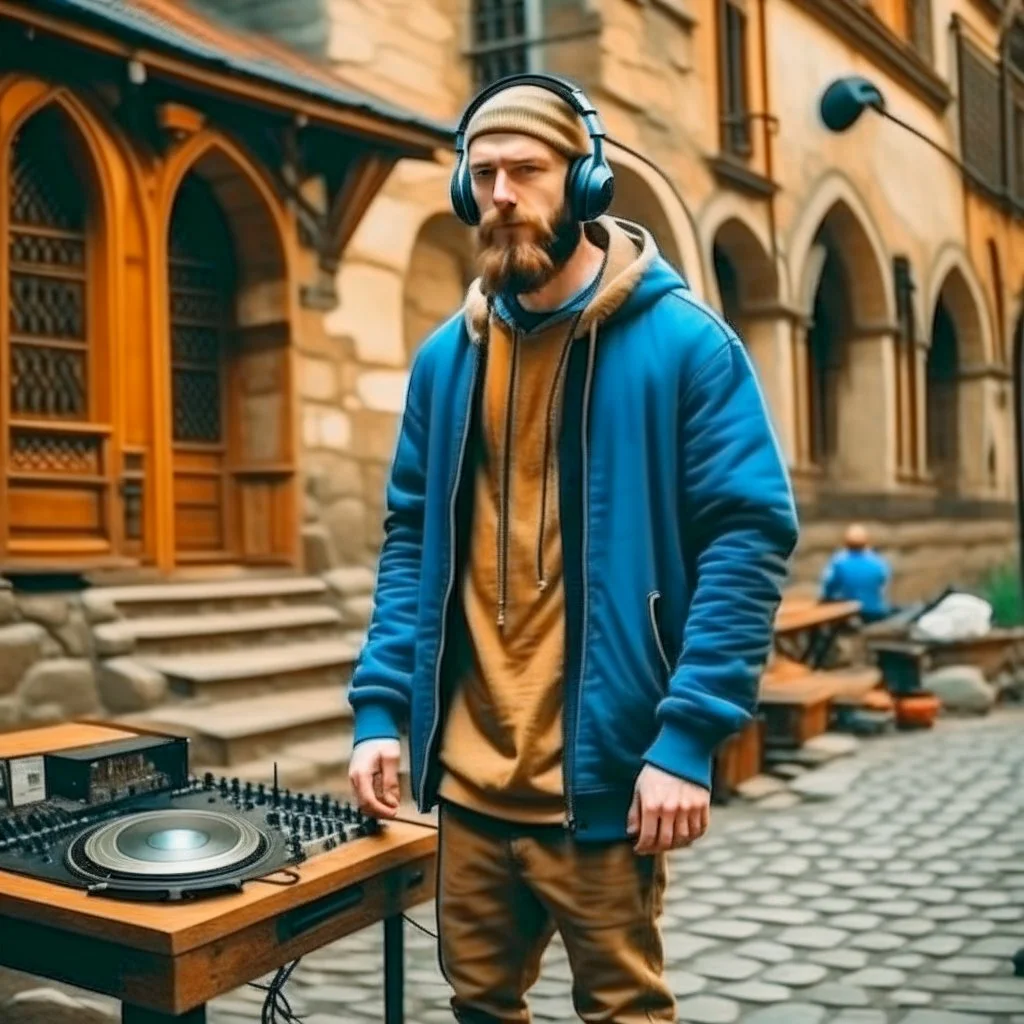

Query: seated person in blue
(820, 523), (892, 623)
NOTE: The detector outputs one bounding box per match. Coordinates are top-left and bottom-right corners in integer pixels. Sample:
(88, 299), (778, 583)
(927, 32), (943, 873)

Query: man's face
(468, 133), (581, 295)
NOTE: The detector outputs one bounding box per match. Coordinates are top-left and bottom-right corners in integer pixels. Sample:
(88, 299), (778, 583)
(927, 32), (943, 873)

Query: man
(820, 522), (893, 623)
(347, 76), (799, 1022)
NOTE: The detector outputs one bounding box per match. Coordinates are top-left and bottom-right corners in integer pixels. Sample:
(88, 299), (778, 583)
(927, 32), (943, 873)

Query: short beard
(476, 202), (582, 297)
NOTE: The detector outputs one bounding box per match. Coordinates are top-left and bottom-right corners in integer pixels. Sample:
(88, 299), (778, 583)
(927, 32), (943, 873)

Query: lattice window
(958, 36), (1003, 195)
(468, 0), (534, 87)
(7, 106), (90, 419)
(168, 175), (234, 444)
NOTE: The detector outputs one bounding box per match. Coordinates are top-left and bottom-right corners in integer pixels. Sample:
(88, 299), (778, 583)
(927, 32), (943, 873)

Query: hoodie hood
(462, 215), (686, 344)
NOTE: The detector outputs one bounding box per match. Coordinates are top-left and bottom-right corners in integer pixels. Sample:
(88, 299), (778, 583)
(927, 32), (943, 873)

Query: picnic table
(773, 597), (862, 669)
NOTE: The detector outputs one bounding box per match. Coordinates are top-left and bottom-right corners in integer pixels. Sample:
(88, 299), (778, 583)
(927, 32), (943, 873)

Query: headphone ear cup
(566, 156), (615, 223)
(450, 157), (480, 226)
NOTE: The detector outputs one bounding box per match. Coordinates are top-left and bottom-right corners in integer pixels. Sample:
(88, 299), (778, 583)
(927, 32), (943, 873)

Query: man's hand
(349, 738), (403, 818)
(627, 764), (710, 854)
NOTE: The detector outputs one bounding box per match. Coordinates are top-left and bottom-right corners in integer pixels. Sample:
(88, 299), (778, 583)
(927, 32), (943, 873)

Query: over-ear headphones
(449, 72), (615, 227)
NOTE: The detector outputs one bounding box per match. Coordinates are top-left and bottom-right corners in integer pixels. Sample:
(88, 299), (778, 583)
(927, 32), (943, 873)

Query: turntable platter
(76, 809), (266, 878)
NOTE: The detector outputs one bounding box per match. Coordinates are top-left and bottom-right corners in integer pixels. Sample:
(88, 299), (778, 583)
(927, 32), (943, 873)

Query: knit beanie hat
(465, 84), (591, 159)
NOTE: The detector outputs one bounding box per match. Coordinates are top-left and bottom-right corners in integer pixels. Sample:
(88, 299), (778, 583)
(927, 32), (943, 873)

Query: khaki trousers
(435, 802), (677, 1023)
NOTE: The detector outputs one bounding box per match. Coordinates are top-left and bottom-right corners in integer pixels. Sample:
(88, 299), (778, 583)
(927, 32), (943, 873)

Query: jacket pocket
(646, 590), (672, 683)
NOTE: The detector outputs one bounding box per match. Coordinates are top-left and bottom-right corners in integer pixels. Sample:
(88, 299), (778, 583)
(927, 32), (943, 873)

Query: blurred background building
(0, 0), (1022, 783)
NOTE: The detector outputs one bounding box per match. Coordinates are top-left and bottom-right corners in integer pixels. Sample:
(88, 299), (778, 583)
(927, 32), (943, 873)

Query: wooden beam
(326, 153), (398, 265)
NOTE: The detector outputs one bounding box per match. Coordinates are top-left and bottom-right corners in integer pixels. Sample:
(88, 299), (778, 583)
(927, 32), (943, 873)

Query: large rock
(55, 609), (91, 657)
(0, 697), (21, 732)
(0, 623), (47, 696)
(16, 595), (70, 629)
(324, 565), (376, 599)
(0, 587), (15, 625)
(18, 659), (99, 718)
(97, 658), (167, 713)
(302, 523), (337, 574)
(923, 665), (995, 715)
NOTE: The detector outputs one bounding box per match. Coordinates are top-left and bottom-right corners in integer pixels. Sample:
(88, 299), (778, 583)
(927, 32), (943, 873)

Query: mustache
(477, 207), (556, 247)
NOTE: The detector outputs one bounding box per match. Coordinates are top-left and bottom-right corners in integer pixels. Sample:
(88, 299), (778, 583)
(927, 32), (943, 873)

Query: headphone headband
(453, 73), (606, 154)
(449, 72), (615, 227)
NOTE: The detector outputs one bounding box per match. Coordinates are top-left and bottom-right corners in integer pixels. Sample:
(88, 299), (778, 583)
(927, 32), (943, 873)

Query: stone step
(124, 685), (353, 766)
(196, 735), (413, 795)
(136, 637), (359, 700)
(94, 605), (344, 656)
(83, 575), (329, 620)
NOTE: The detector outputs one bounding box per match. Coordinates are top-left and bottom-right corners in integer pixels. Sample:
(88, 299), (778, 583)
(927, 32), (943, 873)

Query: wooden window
(8, 107), (89, 423)
(957, 30), (1004, 195)
(468, 0), (536, 87)
(718, 0), (752, 158)
(905, 0), (933, 63)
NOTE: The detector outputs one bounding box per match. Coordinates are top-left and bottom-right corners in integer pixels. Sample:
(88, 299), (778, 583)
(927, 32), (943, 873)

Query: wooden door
(2, 105), (119, 570)
(167, 176), (236, 562)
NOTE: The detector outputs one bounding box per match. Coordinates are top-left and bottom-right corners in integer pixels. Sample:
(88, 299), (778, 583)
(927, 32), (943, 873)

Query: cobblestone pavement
(2, 712), (1023, 1023)
(209, 711), (1024, 1024)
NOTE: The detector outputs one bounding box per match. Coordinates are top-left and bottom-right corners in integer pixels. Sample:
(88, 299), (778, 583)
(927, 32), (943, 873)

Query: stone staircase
(83, 570), (381, 792)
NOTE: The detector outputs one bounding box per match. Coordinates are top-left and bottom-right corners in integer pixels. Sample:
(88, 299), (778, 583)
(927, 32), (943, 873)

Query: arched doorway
(2, 102), (114, 562)
(608, 162), (685, 274)
(926, 267), (986, 490)
(403, 212), (474, 359)
(164, 145), (291, 565)
(710, 216), (786, 445)
(797, 200), (890, 482)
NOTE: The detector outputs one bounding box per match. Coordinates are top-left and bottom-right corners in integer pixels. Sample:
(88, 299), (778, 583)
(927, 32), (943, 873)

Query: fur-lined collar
(462, 215), (658, 345)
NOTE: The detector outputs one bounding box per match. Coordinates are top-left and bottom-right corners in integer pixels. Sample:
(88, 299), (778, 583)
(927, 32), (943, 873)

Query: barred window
(717, 0), (752, 158)
(468, 0), (537, 88)
(905, 0), (933, 64)
(957, 35), (1003, 194)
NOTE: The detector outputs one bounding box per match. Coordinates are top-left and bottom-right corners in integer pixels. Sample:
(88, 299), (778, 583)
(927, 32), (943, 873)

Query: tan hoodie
(437, 216), (658, 823)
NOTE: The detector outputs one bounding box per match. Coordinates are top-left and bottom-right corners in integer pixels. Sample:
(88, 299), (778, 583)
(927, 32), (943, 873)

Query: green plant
(978, 560), (1024, 628)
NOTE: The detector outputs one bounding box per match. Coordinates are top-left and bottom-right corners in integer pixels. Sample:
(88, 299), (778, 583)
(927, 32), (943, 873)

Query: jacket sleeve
(347, 350), (431, 746)
(643, 334), (799, 789)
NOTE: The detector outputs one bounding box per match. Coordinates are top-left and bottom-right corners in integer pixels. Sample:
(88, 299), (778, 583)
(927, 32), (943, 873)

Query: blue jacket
(821, 548), (891, 618)
(348, 218), (799, 841)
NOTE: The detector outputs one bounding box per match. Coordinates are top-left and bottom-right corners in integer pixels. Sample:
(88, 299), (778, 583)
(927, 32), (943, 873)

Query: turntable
(0, 731), (379, 901)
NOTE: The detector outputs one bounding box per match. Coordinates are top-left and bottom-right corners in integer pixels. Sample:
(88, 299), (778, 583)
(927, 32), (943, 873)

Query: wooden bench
(712, 717), (765, 804)
(758, 673), (845, 748)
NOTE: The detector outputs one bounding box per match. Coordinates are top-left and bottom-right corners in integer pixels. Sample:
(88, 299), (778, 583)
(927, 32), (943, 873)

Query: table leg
(122, 1004), (206, 1023)
(384, 912), (405, 1024)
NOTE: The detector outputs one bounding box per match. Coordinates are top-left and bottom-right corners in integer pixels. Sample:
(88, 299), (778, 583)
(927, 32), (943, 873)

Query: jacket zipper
(647, 590), (671, 679)
(496, 330), (521, 630)
(536, 317), (581, 591)
(417, 349), (481, 809)
(565, 325), (598, 832)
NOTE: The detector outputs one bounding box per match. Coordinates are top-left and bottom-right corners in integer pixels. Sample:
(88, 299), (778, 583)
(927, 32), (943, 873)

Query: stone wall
(0, 582), (172, 735)
(790, 517), (1018, 604)
(0, 582), (100, 733)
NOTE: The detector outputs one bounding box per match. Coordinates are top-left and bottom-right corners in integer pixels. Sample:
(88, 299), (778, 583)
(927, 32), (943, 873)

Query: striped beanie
(465, 84), (591, 159)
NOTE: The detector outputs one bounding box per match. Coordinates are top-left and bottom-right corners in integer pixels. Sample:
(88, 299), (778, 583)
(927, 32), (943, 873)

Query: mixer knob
(218, 776), (229, 794)
(320, 794), (331, 815)
(302, 816), (313, 837)
(256, 783), (267, 804)
(283, 791), (293, 810)
(314, 819), (324, 837)
(265, 810), (280, 826)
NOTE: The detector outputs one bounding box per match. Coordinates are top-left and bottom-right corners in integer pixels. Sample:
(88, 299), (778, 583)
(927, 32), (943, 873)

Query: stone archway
(608, 162), (685, 273)
(794, 195), (894, 488)
(709, 216), (792, 459)
(927, 263), (990, 492)
(403, 212), (475, 358)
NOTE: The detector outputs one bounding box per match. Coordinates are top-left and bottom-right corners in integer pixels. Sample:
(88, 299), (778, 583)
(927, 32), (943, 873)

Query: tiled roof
(19, 0), (455, 147)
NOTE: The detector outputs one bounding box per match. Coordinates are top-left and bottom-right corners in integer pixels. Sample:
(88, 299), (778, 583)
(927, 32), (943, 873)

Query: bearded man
(347, 75), (799, 1023)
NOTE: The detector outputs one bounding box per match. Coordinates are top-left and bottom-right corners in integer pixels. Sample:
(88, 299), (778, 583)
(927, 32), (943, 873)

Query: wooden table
(774, 598), (862, 668)
(0, 723), (437, 1023)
